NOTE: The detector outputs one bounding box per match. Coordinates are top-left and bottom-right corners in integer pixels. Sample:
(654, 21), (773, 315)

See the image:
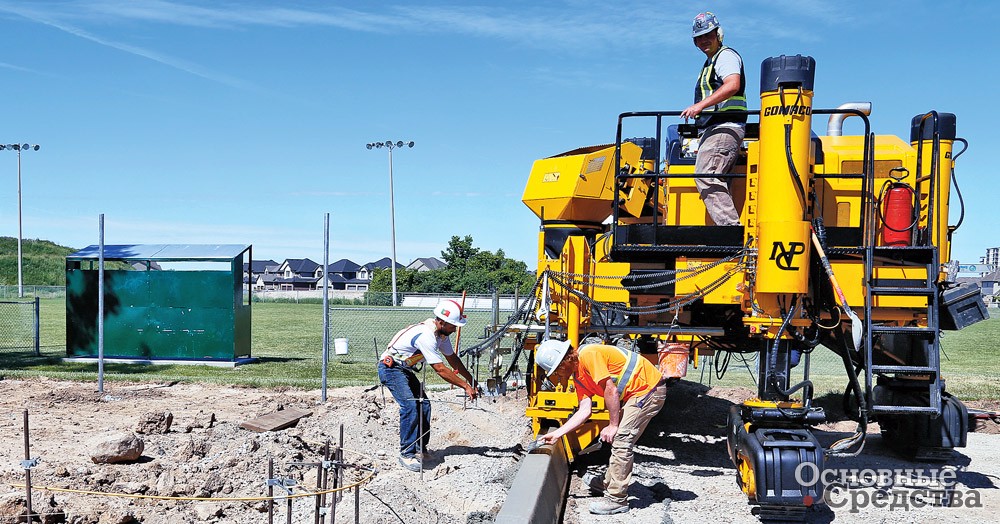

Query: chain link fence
(0, 297), (40, 354)
(324, 293), (525, 387)
(0, 285), (65, 299)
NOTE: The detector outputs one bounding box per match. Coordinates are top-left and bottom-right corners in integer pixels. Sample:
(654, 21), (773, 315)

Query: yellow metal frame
(521, 97), (958, 465)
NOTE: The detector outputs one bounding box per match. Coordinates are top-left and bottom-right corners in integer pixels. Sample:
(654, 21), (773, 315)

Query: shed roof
(67, 244), (250, 262)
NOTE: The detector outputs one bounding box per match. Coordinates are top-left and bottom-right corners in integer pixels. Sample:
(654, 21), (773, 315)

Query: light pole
(366, 140), (414, 306)
(1, 143), (40, 298)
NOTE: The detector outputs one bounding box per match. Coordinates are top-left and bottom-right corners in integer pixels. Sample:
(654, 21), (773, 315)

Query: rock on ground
(90, 432), (145, 464)
(135, 411), (173, 434)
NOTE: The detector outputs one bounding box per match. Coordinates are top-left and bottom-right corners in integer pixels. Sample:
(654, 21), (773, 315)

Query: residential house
(243, 259), (277, 290)
(357, 257), (405, 281)
(274, 258), (321, 290)
(316, 259), (368, 290)
(407, 257), (446, 272)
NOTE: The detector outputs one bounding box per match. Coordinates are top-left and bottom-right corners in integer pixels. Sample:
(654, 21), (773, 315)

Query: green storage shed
(65, 244), (252, 363)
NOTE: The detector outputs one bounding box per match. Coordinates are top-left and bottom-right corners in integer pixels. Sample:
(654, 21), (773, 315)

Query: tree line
(365, 235), (536, 299)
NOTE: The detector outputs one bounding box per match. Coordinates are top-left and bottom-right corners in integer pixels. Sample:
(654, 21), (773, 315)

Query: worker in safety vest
(377, 299), (479, 472)
(537, 340), (666, 515)
(679, 11), (747, 226)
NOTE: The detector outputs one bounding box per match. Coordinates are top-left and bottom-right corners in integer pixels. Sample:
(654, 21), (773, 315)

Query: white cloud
(0, 2), (258, 90)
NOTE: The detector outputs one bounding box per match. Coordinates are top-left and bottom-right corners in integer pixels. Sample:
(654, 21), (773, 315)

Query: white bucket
(334, 337), (349, 355)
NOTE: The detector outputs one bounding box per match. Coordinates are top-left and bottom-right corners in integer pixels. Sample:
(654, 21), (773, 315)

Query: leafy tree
(362, 235), (535, 300)
(437, 236), (534, 294)
(364, 266), (418, 304)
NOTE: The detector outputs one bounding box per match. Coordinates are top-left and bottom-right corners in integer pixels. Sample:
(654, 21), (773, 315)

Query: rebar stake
(319, 440), (331, 524)
(22, 410), (35, 523)
(338, 425), (345, 503)
(313, 446), (323, 524)
(330, 441), (341, 522)
(267, 458), (274, 524)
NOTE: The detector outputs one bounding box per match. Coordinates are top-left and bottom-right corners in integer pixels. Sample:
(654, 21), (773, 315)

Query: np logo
(769, 241), (806, 270)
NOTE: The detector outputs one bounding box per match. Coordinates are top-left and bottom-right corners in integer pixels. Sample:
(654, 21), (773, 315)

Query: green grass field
(2, 299), (997, 401)
(2, 299), (507, 389)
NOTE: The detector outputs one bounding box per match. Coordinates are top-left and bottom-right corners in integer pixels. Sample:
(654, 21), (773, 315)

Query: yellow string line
(11, 470), (376, 502)
(10, 448), (379, 502)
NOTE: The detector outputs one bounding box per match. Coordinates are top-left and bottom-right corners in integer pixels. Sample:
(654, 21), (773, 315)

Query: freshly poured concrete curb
(496, 440), (568, 524)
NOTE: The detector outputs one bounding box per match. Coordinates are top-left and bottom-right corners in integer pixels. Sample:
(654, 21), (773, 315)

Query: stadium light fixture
(365, 139), (415, 306)
(2, 143), (41, 298)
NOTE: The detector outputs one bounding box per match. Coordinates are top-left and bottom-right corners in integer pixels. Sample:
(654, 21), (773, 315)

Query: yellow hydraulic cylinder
(754, 55), (817, 295)
(563, 235), (587, 349)
(910, 112), (957, 262)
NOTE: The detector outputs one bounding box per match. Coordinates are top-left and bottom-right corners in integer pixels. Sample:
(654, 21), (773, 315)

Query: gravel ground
(0, 377), (532, 523)
(562, 380), (1000, 524)
(1, 377), (996, 523)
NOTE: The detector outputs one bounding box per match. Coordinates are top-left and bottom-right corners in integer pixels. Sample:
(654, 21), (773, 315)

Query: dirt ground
(1, 377), (998, 523)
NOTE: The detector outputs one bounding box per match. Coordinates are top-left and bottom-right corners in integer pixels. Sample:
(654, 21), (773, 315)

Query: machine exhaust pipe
(827, 102), (872, 136)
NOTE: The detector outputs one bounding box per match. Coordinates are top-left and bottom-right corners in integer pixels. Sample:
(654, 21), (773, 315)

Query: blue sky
(0, 1), (996, 270)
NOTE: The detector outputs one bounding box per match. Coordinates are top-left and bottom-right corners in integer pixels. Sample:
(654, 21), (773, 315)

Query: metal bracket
(266, 478), (296, 496)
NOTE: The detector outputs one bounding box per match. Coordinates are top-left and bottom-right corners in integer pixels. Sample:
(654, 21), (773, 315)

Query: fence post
(33, 296), (40, 356)
(492, 288), (499, 327)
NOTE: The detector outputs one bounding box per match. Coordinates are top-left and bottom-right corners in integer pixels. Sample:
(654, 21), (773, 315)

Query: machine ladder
(862, 114), (948, 417)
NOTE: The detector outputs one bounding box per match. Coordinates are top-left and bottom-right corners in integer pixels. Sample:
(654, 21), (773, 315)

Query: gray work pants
(602, 384), (667, 504)
(694, 125), (744, 226)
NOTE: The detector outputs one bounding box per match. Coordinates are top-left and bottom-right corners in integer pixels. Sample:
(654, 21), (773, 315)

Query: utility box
(65, 244), (252, 363)
(939, 282), (988, 331)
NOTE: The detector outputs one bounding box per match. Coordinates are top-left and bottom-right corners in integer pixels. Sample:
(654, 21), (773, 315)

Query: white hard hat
(692, 12), (721, 38)
(434, 299), (467, 327)
(535, 339), (571, 377)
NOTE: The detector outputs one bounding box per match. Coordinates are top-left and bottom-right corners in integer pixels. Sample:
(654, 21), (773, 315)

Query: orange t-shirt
(573, 343), (662, 403)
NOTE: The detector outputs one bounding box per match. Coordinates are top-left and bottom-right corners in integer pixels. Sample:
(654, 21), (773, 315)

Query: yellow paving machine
(507, 54), (987, 519)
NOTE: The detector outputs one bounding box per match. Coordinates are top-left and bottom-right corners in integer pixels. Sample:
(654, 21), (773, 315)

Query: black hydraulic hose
(839, 326), (867, 422)
(785, 123), (809, 221)
(950, 138), (969, 233)
(793, 322), (823, 352)
(766, 296), (816, 418)
(461, 272), (544, 359)
(498, 275), (547, 382)
(826, 326), (868, 456)
(780, 87), (809, 221)
(767, 296), (796, 391)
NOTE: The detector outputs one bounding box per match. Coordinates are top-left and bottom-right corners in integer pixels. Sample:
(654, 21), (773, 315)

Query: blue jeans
(378, 361), (430, 457)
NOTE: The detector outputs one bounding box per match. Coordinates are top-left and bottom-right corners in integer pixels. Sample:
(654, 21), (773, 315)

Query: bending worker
(378, 299), (479, 472)
(679, 11), (747, 226)
(537, 339), (666, 515)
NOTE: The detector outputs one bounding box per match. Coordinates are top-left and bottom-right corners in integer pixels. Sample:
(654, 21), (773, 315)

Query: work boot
(582, 471), (605, 495)
(588, 498), (628, 515)
(398, 454), (421, 472)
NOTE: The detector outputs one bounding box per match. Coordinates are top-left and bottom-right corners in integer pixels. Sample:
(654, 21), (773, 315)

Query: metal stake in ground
(22, 410), (36, 522)
(286, 472), (292, 524)
(267, 458), (274, 524)
(314, 449), (324, 524)
(320, 440), (331, 524)
(338, 424), (345, 503)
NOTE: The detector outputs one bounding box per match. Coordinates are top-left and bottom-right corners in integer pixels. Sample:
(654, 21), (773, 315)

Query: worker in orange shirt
(536, 339), (666, 515)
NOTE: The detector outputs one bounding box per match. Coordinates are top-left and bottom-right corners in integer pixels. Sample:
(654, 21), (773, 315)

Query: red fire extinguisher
(880, 168), (916, 246)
